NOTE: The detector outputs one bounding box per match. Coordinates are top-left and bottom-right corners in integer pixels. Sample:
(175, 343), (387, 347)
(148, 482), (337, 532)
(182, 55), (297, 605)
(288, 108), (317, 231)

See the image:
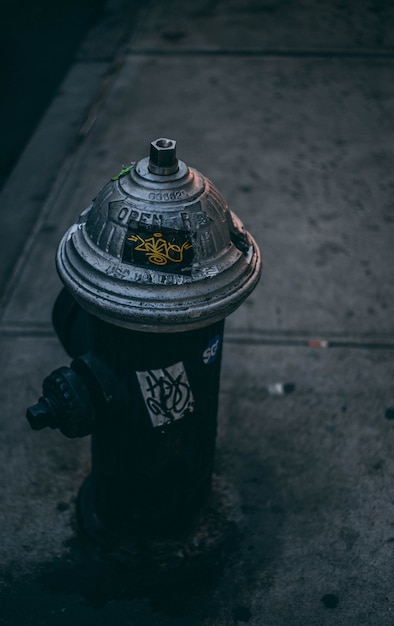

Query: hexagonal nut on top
(148, 138), (179, 175)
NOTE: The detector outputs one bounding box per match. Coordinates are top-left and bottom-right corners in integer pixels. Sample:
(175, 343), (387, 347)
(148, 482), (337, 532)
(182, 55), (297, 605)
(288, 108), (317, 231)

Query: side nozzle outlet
(26, 366), (95, 438)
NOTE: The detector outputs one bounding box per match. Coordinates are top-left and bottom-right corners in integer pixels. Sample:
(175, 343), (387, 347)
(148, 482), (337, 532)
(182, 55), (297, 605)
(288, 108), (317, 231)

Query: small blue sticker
(203, 335), (221, 365)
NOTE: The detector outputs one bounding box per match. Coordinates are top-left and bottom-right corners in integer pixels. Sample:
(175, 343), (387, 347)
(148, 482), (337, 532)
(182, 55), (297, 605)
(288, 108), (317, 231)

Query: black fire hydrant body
(27, 139), (261, 546)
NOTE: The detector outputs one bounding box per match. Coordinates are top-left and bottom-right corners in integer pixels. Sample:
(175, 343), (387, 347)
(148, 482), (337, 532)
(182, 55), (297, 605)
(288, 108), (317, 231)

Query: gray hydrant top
(56, 138), (262, 332)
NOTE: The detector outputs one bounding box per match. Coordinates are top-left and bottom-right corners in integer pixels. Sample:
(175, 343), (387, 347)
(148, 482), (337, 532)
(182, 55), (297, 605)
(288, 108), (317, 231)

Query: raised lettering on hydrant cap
(56, 137), (262, 332)
(26, 139), (262, 550)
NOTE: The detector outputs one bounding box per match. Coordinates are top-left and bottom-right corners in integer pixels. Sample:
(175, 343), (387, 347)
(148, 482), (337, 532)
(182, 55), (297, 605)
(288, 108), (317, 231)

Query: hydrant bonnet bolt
(148, 138), (179, 175)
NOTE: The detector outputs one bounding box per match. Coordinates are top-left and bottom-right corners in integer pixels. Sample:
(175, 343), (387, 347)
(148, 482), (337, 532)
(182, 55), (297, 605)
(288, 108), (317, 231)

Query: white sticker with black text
(136, 362), (194, 427)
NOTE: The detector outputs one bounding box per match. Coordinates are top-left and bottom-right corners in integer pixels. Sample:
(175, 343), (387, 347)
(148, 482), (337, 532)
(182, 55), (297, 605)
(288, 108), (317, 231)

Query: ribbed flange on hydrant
(26, 138), (262, 550)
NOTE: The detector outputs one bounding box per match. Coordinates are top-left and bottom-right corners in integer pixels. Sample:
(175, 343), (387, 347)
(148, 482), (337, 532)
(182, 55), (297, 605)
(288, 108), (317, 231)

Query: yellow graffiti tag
(128, 232), (192, 266)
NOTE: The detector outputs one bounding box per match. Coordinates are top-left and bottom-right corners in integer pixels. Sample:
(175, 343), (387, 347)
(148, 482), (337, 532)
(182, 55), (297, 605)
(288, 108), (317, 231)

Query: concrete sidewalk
(0, 1), (394, 624)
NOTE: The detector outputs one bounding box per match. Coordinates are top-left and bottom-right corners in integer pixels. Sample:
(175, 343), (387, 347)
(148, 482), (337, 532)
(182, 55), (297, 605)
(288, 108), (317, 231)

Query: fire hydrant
(27, 138), (261, 546)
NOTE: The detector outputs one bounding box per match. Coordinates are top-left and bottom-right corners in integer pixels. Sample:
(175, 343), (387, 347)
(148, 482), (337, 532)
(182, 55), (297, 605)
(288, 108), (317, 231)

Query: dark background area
(0, 0), (105, 191)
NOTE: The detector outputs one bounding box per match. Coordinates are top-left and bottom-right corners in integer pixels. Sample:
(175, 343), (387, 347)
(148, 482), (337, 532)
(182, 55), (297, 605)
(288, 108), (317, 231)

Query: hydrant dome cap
(56, 140), (262, 332)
